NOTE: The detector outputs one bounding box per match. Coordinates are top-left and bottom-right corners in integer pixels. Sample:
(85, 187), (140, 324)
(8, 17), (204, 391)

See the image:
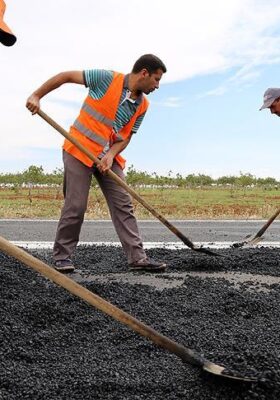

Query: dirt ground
(1, 245), (280, 399)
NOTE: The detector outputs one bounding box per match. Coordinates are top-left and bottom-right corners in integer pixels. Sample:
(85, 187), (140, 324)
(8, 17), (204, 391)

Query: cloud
(197, 67), (262, 98)
(2, 0), (280, 172)
(6, 0), (280, 83)
(198, 86), (227, 98)
(153, 97), (183, 108)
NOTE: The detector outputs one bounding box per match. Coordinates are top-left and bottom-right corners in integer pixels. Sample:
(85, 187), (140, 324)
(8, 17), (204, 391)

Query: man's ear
(141, 68), (149, 77)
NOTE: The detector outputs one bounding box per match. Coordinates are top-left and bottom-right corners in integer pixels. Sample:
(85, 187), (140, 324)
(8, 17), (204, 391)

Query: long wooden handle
(37, 109), (195, 249)
(0, 235), (204, 366)
(254, 207), (280, 239)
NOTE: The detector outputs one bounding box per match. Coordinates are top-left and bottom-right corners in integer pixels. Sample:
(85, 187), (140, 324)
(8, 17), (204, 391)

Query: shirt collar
(124, 74), (143, 105)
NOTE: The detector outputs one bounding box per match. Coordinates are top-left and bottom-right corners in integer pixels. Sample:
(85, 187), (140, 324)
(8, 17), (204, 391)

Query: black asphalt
(1, 245), (280, 399)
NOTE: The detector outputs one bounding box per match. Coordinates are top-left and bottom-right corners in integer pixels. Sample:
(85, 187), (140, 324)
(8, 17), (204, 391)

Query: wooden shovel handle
(0, 235), (203, 366)
(254, 207), (280, 239)
(37, 109), (195, 250)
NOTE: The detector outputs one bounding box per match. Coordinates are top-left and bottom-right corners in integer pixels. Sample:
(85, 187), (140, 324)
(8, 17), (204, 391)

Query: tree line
(0, 165), (279, 188)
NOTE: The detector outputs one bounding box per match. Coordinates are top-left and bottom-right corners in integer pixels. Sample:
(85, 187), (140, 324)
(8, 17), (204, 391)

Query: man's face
(269, 99), (280, 117)
(139, 68), (163, 95)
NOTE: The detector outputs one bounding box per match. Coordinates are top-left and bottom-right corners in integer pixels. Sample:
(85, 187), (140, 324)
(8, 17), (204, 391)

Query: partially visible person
(260, 88), (280, 116)
(0, 0), (16, 46)
(26, 54), (168, 274)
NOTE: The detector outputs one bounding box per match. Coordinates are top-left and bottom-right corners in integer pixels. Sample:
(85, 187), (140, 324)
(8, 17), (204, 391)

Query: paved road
(0, 219), (279, 243)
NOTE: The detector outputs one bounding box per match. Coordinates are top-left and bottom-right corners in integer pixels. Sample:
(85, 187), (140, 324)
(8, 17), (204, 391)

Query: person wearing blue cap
(260, 88), (280, 116)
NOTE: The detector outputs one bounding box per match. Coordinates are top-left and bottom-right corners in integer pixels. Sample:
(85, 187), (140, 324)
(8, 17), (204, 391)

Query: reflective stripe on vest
(73, 120), (108, 147)
(81, 103), (114, 127)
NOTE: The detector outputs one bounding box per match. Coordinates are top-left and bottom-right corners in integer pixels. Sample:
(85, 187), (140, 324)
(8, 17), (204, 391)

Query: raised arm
(26, 71), (84, 114)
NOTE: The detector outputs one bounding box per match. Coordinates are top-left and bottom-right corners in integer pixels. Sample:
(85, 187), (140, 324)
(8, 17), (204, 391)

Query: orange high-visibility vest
(63, 72), (149, 169)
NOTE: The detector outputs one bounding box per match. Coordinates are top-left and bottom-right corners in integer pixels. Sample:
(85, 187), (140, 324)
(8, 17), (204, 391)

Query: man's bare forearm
(33, 71), (84, 99)
(26, 71), (84, 114)
(33, 73), (67, 99)
(108, 137), (131, 158)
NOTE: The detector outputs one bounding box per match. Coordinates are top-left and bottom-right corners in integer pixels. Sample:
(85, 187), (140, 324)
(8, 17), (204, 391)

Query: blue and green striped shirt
(83, 69), (147, 135)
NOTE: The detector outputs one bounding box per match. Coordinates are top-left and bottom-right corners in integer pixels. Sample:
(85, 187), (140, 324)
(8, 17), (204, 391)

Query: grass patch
(0, 186), (279, 219)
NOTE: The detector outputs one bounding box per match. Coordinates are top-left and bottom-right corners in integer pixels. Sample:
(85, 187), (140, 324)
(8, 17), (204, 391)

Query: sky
(1, 0), (280, 179)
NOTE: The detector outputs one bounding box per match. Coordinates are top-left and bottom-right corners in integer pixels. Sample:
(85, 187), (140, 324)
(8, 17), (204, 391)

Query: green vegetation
(1, 165), (280, 188)
(0, 165), (64, 186)
(0, 165), (280, 219)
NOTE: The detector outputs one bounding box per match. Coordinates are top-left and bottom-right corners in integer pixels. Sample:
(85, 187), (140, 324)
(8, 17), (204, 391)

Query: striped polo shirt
(83, 69), (147, 136)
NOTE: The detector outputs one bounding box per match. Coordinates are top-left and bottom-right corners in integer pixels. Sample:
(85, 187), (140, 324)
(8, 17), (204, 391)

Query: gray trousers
(53, 151), (146, 264)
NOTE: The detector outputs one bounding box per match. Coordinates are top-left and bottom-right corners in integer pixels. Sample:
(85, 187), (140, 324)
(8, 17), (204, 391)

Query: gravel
(1, 245), (280, 399)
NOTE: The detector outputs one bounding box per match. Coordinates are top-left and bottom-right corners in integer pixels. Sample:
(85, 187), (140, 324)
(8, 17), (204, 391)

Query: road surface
(0, 219), (279, 244)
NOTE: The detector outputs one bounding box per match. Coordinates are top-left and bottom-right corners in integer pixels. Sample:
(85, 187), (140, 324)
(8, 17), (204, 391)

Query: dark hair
(132, 54), (167, 74)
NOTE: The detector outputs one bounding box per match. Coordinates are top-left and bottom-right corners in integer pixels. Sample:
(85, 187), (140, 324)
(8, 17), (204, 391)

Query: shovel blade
(193, 246), (221, 257)
(232, 235), (263, 249)
(203, 362), (258, 383)
(243, 236), (263, 247)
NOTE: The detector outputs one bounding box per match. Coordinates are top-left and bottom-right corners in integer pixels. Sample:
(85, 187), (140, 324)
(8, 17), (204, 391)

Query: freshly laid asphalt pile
(1, 245), (280, 399)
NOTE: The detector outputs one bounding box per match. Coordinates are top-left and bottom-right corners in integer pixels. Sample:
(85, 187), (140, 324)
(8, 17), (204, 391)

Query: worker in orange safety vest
(0, 0), (16, 46)
(26, 54), (167, 273)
